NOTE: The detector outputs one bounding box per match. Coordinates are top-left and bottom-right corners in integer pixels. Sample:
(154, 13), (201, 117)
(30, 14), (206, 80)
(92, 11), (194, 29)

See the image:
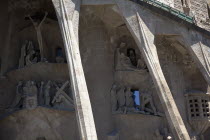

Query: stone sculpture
(28, 12), (48, 61)
(25, 41), (38, 66)
(38, 81), (45, 105)
(110, 84), (118, 113)
(10, 80), (74, 111)
(18, 41), (38, 68)
(115, 43), (135, 70)
(18, 41), (27, 68)
(140, 91), (157, 115)
(44, 81), (51, 106)
(10, 81), (24, 109)
(52, 81), (74, 109)
(127, 48), (137, 66)
(124, 86), (135, 113)
(56, 47), (65, 63)
(137, 58), (146, 69)
(125, 87), (134, 107)
(115, 43), (148, 71)
(23, 81), (38, 110)
(116, 85), (126, 112)
(111, 84), (137, 114)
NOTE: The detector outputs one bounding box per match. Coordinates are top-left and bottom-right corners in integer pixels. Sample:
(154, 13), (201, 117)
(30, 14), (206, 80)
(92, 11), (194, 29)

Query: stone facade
(0, 0), (210, 140)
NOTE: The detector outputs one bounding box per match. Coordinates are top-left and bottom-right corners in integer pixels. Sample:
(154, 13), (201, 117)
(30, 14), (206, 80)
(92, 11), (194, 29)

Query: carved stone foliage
(10, 80), (74, 111)
(185, 91), (210, 138)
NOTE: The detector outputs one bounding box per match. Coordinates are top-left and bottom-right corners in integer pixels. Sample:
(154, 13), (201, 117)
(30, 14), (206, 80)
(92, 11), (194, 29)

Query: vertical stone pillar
(115, 0), (190, 139)
(0, 12), (14, 76)
(52, 0), (98, 140)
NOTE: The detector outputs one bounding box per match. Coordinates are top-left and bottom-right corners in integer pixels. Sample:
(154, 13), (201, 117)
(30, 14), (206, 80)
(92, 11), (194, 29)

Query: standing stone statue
(28, 12), (48, 61)
(110, 84), (118, 113)
(125, 87), (134, 108)
(19, 41), (27, 68)
(38, 81), (45, 105)
(23, 81), (38, 109)
(117, 85), (126, 112)
(44, 81), (51, 106)
(140, 91), (157, 115)
(10, 81), (24, 109)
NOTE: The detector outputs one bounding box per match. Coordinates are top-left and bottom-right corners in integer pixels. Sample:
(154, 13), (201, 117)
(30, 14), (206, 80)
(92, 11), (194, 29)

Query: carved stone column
(115, 0), (190, 139)
(52, 0), (98, 140)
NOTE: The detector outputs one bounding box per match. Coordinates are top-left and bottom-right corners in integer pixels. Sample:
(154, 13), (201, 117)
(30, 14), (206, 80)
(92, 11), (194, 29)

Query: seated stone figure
(25, 41), (38, 66)
(139, 91), (157, 115)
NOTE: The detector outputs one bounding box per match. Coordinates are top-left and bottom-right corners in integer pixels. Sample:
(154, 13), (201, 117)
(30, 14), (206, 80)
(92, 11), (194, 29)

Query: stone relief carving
(52, 81), (74, 110)
(28, 12), (48, 62)
(139, 91), (157, 115)
(23, 81), (38, 109)
(115, 42), (147, 71)
(55, 47), (65, 63)
(19, 40), (39, 68)
(110, 84), (161, 116)
(10, 80), (74, 111)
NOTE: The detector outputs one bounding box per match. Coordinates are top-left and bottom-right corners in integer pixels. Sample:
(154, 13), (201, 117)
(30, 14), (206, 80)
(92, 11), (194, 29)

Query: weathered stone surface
(115, 0), (190, 139)
(0, 107), (79, 140)
(52, 0), (98, 139)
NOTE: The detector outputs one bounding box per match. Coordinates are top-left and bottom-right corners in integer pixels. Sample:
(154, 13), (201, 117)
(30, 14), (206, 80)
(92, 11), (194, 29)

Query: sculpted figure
(127, 48), (137, 66)
(44, 81), (51, 106)
(120, 53), (135, 69)
(137, 58), (147, 69)
(115, 43), (134, 70)
(52, 81), (74, 110)
(56, 47), (65, 63)
(25, 41), (38, 66)
(19, 41), (27, 68)
(117, 85), (126, 112)
(38, 81), (45, 105)
(23, 81), (38, 109)
(125, 87), (134, 107)
(10, 81), (24, 109)
(28, 12), (48, 61)
(110, 84), (118, 113)
(140, 91), (157, 115)
(52, 93), (74, 109)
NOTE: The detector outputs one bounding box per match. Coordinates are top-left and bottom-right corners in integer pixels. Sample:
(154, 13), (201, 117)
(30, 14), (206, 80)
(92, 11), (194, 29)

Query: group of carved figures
(18, 12), (65, 68)
(115, 43), (147, 71)
(110, 84), (157, 115)
(18, 40), (66, 68)
(19, 40), (39, 68)
(10, 80), (74, 110)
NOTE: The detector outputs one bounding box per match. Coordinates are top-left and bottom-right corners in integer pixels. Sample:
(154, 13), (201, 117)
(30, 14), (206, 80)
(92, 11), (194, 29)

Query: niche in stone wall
(155, 35), (209, 139)
(110, 35), (164, 117)
(0, 1), (79, 140)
